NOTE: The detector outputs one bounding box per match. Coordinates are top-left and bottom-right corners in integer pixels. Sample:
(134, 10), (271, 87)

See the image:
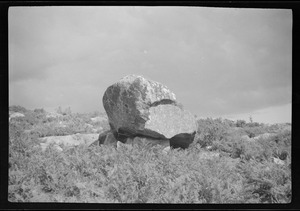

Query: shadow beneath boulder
(94, 128), (197, 151)
(169, 131), (196, 149)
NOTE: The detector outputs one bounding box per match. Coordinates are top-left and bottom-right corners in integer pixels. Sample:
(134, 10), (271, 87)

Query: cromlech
(97, 74), (198, 150)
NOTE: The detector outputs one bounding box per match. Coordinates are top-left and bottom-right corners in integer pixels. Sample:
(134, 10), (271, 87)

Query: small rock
(98, 130), (118, 147)
(116, 140), (132, 150)
(54, 144), (63, 152)
(162, 146), (171, 154)
(9, 112), (25, 121)
(206, 146), (213, 151)
(272, 157), (285, 165)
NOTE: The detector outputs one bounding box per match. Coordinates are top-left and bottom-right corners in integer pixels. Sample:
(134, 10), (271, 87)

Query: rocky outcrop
(38, 133), (99, 151)
(253, 133), (276, 141)
(102, 75), (197, 149)
(9, 112), (25, 121)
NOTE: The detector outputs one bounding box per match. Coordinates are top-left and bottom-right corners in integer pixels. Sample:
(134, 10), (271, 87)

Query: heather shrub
(243, 126), (267, 138)
(214, 131), (275, 162)
(33, 108), (46, 114)
(195, 118), (230, 148)
(257, 130), (291, 163)
(9, 116), (32, 131)
(30, 124), (74, 137)
(236, 159), (291, 203)
(245, 122), (261, 127)
(9, 105), (28, 114)
(8, 134), (291, 203)
(236, 119), (246, 128)
(8, 106), (292, 203)
(223, 119), (236, 127)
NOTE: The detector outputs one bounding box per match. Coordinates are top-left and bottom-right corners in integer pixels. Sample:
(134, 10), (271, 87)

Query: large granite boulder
(102, 75), (197, 149)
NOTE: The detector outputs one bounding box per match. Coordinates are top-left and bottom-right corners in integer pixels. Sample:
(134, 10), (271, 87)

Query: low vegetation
(8, 105), (291, 203)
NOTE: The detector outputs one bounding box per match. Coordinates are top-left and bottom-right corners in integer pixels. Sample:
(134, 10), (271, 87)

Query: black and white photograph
(8, 5), (292, 204)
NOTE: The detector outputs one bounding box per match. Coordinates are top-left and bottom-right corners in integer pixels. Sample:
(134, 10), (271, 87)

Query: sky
(9, 6), (292, 124)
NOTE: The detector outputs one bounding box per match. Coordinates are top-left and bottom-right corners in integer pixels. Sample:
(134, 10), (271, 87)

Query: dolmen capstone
(97, 75), (197, 149)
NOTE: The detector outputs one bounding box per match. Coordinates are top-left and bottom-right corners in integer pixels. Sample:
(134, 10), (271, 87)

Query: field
(8, 105), (291, 203)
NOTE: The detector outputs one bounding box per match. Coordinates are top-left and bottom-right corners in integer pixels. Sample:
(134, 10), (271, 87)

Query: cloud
(8, 7), (292, 123)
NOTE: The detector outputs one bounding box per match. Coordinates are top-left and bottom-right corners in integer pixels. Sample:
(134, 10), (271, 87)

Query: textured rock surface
(103, 75), (177, 134)
(103, 132), (118, 147)
(97, 130), (118, 147)
(102, 75), (197, 147)
(38, 133), (98, 151)
(40, 143), (63, 152)
(145, 104), (197, 139)
(272, 157), (285, 165)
